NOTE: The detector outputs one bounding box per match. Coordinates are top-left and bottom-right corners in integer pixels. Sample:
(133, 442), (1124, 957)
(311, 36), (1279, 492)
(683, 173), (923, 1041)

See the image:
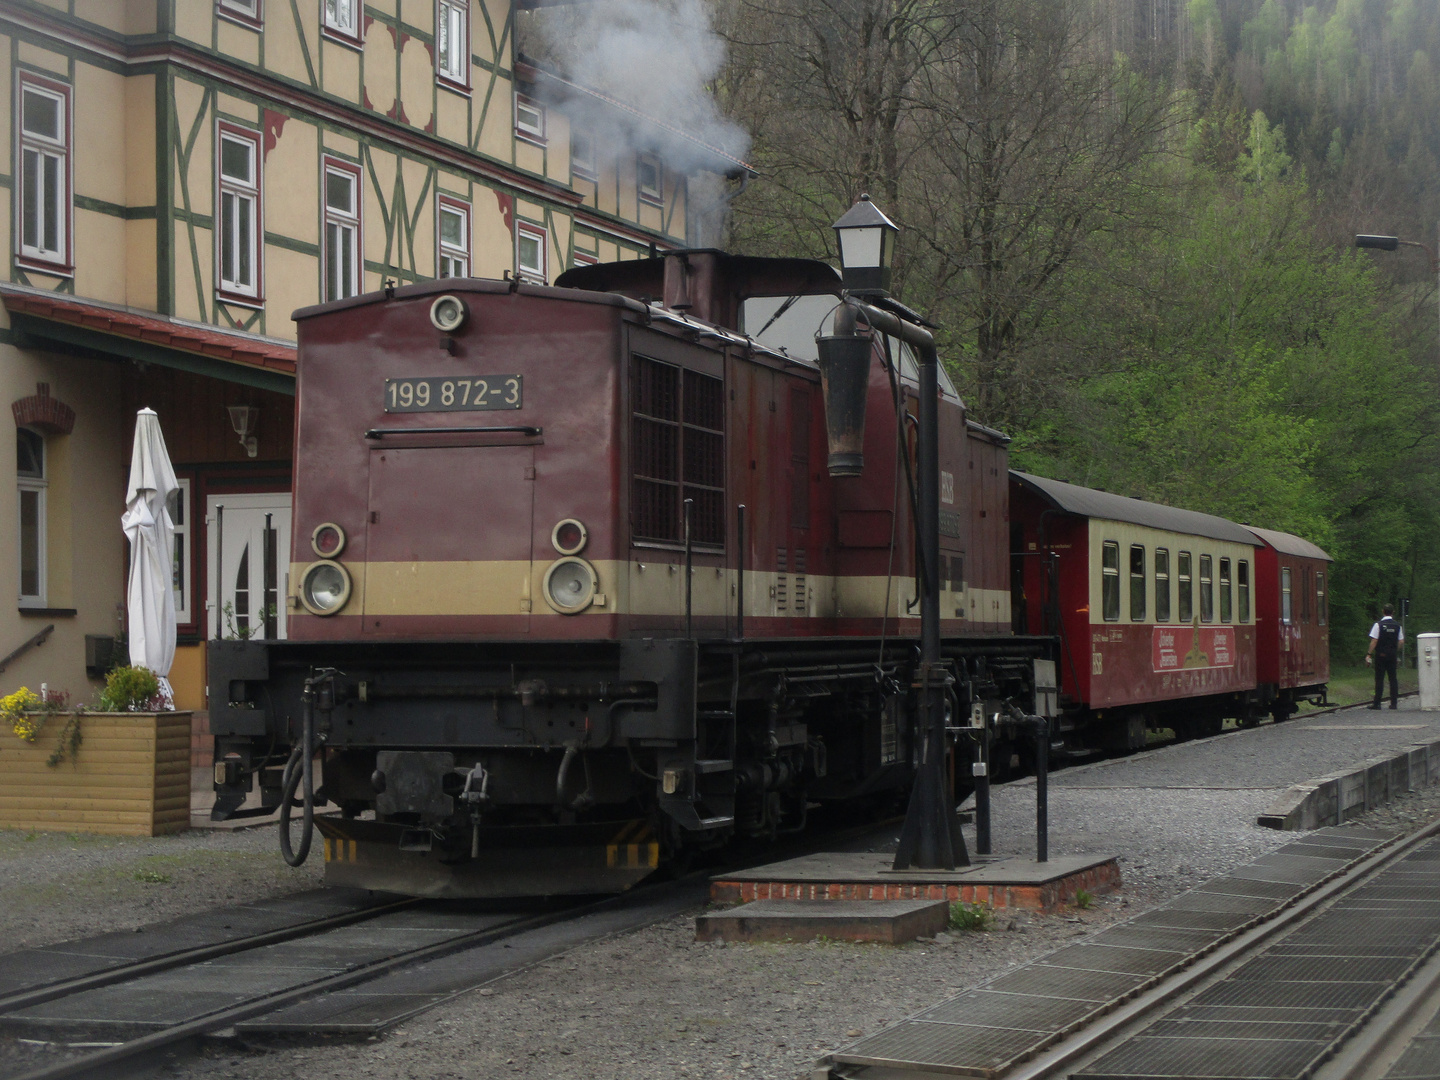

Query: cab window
(1102, 541), (1120, 621)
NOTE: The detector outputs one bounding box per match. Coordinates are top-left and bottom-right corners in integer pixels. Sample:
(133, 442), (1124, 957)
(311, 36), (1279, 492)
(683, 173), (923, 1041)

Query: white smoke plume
(526, 0), (751, 176)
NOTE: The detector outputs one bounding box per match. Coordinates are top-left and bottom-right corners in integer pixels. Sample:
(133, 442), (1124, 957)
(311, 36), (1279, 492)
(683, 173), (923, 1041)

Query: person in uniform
(1366, 603), (1403, 710)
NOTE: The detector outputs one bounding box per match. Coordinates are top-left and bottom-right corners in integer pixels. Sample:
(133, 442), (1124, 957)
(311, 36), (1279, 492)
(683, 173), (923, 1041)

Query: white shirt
(1370, 620), (1404, 642)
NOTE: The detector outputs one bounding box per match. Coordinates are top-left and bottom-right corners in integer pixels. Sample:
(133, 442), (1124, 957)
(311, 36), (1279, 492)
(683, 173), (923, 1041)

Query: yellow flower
(1, 688), (42, 743)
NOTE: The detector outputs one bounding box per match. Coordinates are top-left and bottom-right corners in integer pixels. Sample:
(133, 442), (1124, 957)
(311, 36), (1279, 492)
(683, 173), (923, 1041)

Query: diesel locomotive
(208, 251), (1056, 897)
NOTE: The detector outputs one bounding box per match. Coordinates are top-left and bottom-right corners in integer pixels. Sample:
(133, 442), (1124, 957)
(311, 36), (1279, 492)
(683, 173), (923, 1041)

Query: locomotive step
(694, 759), (736, 773)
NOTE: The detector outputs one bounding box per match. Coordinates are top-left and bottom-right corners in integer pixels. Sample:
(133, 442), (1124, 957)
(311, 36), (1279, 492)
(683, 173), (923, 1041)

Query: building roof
(0, 286), (296, 395)
(1010, 471), (1259, 546)
(1245, 526), (1333, 562)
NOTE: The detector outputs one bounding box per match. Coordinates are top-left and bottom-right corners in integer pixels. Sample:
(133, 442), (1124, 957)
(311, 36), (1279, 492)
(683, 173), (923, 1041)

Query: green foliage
(949, 902), (994, 932)
(133, 869), (170, 884)
(99, 666), (162, 713)
(1075, 889), (1094, 909)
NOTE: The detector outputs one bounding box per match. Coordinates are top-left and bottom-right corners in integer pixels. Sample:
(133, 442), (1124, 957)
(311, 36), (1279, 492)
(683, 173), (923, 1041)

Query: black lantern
(833, 194), (898, 295)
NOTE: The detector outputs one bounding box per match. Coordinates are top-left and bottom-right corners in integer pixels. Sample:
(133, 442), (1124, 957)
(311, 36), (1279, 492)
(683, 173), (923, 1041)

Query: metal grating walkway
(829, 825), (1392, 1079)
(1073, 835), (1440, 1080)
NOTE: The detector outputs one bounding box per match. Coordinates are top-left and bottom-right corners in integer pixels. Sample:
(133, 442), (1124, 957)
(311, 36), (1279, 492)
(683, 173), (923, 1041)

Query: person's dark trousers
(1374, 655), (1399, 708)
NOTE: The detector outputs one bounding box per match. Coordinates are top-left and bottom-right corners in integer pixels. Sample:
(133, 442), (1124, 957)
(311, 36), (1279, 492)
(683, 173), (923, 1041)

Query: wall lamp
(227, 405), (259, 458)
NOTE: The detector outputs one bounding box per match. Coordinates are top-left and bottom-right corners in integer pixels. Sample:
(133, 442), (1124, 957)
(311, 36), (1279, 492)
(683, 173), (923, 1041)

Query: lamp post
(816, 196), (969, 871)
(1355, 232), (1440, 354)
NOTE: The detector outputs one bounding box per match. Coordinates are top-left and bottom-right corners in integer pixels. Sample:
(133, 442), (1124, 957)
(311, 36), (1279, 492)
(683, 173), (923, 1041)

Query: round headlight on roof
(429, 294), (468, 333)
(542, 557), (598, 614)
(299, 560), (352, 616)
(551, 518), (588, 556)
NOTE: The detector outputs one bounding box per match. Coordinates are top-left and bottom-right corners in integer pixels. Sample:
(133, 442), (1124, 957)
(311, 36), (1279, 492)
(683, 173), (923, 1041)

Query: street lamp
(815, 196), (968, 871)
(1355, 232), (1440, 353)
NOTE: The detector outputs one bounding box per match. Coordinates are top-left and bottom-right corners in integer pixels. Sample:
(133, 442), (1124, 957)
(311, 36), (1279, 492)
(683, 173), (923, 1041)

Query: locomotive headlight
(299, 560), (352, 616)
(429, 294), (468, 333)
(543, 557), (598, 614)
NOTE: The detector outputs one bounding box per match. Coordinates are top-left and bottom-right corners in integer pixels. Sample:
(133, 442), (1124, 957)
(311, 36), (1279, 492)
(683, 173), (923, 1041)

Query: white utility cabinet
(1419, 633), (1440, 710)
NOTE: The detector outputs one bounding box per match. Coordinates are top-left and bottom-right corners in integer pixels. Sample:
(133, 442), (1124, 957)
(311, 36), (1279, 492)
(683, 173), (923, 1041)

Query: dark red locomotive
(209, 251), (1052, 896)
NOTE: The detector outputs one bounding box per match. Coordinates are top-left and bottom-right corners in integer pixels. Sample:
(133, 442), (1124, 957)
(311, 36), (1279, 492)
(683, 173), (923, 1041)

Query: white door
(207, 493), (292, 640)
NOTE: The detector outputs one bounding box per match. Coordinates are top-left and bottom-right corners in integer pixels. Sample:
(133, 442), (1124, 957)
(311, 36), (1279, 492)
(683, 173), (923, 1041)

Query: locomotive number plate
(384, 376), (522, 412)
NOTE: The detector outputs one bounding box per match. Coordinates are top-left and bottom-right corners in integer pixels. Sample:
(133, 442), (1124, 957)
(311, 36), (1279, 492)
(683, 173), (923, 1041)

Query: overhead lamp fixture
(832, 193), (899, 296)
(227, 405), (259, 458)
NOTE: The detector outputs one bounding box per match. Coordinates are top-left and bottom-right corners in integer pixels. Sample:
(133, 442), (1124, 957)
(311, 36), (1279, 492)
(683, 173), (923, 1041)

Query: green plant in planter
(99, 666), (164, 712)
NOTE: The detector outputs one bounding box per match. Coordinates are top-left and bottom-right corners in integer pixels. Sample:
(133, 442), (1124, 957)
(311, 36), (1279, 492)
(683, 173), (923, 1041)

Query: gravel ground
(5, 702), (1439, 1080)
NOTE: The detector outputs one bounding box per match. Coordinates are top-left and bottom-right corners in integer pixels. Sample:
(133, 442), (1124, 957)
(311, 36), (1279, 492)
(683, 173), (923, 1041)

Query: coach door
(362, 444), (535, 634)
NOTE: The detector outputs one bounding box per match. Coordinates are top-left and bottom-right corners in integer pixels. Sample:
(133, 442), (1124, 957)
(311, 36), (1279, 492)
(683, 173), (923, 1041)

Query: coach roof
(1010, 471), (1259, 546)
(1245, 526), (1333, 562)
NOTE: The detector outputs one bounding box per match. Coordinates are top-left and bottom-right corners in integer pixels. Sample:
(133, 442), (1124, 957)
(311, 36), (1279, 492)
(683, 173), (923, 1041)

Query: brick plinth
(711, 859), (1121, 914)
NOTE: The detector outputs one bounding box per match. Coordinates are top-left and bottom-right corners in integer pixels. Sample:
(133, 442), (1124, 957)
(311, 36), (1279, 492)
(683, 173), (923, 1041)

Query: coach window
(1129, 545), (1146, 621)
(1177, 551), (1192, 622)
(1154, 548), (1170, 622)
(1281, 567), (1292, 625)
(1101, 541), (1119, 621)
(1199, 554), (1214, 622)
(1316, 571), (1326, 626)
(1219, 557), (1232, 622)
(1238, 560), (1251, 623)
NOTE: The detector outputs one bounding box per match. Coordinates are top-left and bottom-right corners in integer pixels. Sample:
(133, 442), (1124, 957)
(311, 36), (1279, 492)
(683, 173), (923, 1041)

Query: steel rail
(996, 816), (1440, 1080)
(0, 895), (421, 1015)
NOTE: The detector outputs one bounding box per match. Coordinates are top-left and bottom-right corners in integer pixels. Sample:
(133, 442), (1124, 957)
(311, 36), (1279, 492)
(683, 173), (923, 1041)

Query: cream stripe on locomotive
(290, 559), (1010, 623)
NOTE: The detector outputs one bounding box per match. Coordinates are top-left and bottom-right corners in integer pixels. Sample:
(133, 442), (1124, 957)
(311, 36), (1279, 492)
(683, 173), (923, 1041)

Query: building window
(323, 0), (361, 41)
(516, 222), (546, 284)
(1199, 554), (1214, 622)
(1129, 544), (1145, 622)
(515, 94), (545, 144)
(323, 158), (362, 302)
(17, 428), (45, 606)
(436, 0), (469, 88)
(168, 479), (192, 625)
(1281, 567), (1292, 625)
(1177, 551), (1192, 623)
(1101, 541), (1119, 622)
(573, 251), (598, 268)
(16, 74), (71, 273)
(217, 124), (262, 302)
(1154, 548), (1170, 622)
(437, 197), (470, 279)
(218, 0), (263, 28)
(1219, 557), (1232, 623)
(637, 153), (662, 205)
(572, 132), (596, 179)
(631, 356), (724, 547)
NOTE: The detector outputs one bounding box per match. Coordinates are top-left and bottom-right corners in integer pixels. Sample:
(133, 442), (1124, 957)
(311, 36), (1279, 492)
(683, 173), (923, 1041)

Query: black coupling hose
(280, 679), (319, 867)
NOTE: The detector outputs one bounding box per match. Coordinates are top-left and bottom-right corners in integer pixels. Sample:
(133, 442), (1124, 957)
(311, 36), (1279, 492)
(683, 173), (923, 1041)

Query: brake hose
(279, 679), (317, 866)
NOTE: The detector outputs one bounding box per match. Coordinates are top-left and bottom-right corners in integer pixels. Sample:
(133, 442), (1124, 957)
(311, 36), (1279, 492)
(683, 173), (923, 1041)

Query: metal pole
(684, 498), (694, 640)
(735, 504), (746, 641)
(214, 504), (224, 640)
(1035, 721), (1049, 863)
(975, 725), (991, 855)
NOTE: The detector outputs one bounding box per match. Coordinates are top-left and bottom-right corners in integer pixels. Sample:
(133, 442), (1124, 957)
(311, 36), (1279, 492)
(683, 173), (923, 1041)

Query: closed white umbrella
(121, 408), (178, 708)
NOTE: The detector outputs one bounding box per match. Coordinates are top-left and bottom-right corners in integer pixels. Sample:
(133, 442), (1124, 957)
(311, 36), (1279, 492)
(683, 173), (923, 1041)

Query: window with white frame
(573, 250), (598, 268)
(516, 222), (546, 283)
(437, 197), (470, 278)
(515, 94), (545, 143)
(167, 479), (192, 625)
(17, 428), (45, 606)
(637, 153), (662, 205)
(17, 75), (70, 270)
(324, 0), (359, 39)
(437, 0), (469, 87)
(218, 0), (262, 27)
(571, 131), (595, 178)
(217, 125), (262, 300)
(323, 159), (362, 301)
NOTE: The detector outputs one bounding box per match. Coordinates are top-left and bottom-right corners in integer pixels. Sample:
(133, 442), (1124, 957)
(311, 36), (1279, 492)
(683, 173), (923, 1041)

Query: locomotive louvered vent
(631, 356), (724, 546)
(794, 548), (807, 614)
(776, 547), (788, 612)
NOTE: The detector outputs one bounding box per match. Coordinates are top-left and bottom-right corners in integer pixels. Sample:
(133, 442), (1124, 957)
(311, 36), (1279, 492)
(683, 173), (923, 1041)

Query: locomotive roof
(1010, 471), (1259, 546)
(1244, 526), (1333, 562)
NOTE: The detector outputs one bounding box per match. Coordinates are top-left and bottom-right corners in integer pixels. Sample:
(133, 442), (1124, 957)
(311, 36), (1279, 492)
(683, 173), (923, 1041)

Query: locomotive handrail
(363, 425), (542, 438)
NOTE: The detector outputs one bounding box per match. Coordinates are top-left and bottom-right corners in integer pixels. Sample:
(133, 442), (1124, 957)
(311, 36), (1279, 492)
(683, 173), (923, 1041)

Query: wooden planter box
(0, 712), (192, 836)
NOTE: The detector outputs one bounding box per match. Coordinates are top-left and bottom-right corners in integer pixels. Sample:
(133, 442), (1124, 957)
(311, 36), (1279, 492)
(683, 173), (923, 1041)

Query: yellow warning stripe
(323, 838), (359, 863)
(606, 842), (660, 869)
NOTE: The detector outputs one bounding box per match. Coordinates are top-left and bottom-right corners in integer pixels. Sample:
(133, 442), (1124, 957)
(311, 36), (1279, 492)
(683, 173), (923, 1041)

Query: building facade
(0, 0), (747, 720)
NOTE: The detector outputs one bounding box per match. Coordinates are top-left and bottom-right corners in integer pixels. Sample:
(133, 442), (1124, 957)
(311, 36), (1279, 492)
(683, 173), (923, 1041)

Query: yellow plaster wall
(17, 42), (67, 77)
(476, 0), (510, 65)
(475, 79), (516, 161)
(435, 86), (468, 146)
(363, 22), (399, 120)
(74, 212), (127, 305)
(267, 3), (317, 87)
(399, 35), (434, 133)
(173, 0), (212, 45)
(515, 139), (544, 177)
(473, 186), (512, 279)
(264, 117), (319, 245)
(74, 65), (127, 209)
(546, 114), (570, 183)
(322, 39), (362, 100)
(217, 18), (262, 67)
